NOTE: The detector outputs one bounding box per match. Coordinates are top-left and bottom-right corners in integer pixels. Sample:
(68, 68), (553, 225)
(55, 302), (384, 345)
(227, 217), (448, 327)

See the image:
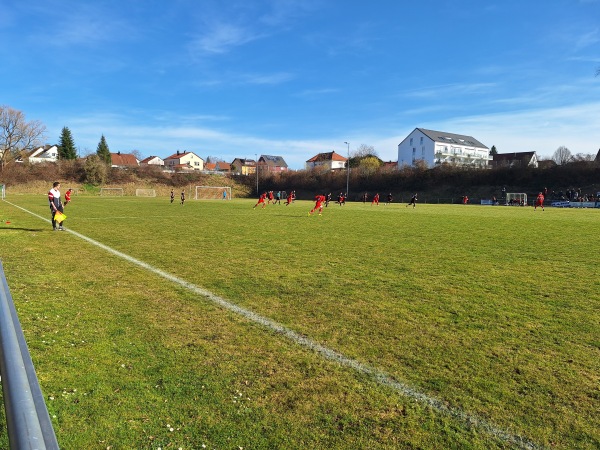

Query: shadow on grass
(0, 226), (47, 232)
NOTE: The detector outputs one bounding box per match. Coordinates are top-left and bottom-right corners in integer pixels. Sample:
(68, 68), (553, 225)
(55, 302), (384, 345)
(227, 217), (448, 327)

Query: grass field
(0, 195), (599, 449)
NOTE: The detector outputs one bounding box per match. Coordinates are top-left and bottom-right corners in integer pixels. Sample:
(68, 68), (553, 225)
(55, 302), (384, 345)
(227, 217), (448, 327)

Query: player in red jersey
(309, 194), (326, 216)
(534, 192), (545, 211)
(253, 192), (267, 209)
(285, 191), (293, 205)
(371, 193), (380, 206)
(64, 188), (74, 206)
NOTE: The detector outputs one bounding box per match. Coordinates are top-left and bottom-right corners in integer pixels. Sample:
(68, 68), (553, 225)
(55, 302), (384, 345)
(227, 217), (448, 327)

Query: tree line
(1, 105), (599, 199)
(0, 105), (115, 171)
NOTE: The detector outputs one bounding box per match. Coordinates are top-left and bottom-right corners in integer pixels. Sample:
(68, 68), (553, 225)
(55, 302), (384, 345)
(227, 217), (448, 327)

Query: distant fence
(0, 260), (59, 449)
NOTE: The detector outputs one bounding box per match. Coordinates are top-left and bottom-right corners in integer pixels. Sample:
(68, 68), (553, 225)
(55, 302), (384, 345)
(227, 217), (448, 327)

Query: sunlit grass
(1, 195), (599, 449)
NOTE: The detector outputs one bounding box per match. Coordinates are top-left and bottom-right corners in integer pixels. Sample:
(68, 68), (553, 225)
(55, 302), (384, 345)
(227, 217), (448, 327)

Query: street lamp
(344, 141), (350, 197)
(255, 153), (259, 194)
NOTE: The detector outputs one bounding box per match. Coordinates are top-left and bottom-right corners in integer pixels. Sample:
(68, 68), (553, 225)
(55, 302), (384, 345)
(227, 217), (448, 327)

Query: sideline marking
(6, 200), (542, 450)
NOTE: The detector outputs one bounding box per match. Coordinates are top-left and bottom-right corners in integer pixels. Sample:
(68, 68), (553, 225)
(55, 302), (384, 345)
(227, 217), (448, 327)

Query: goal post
(505, 193), (527, 206)
(100, 187), (124, 196)
(135, 188), (156, 197)
(195, 186), (232, 200)
(0, 184), (5, 199)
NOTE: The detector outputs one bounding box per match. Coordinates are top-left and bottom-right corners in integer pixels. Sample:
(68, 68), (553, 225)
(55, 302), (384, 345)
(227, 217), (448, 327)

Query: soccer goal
(505, 192), (527, 206)
(195, 186), (232, 200)
(0, 184), (5, 200)
(135, 188), (157, 197)
(100, 187), (124, 196)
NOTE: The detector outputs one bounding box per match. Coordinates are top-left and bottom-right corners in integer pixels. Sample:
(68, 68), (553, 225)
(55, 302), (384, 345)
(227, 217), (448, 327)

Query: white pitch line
(6, 200), (543, 450)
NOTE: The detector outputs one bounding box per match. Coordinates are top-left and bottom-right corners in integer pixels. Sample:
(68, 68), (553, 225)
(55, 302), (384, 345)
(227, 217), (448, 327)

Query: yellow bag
(54, 211), (67, 223)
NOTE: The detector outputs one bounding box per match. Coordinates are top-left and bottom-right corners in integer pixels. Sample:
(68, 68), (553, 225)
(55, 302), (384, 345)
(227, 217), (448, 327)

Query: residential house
(258, 155), (289, 173)
(381, 160), (398, 171)
(492, 152), (539, 168)
(231, 158), (256, 176)
(110, 152), (139, 168)
(205, 161), (231, 173)
(163, 151), (204, 171)
(17, 145), (59, 164)
(398, 128), (490, 168)
(140, 156), (164, 166)
(305, 151), (347, 171)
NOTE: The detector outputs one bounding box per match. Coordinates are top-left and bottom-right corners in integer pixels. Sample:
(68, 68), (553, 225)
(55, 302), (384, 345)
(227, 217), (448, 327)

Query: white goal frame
(100, 187), (124, 196)
(135, 188), (157, 197)
(505, 192), (527, 206)
(1, 184), (5, 199)
(194, 186), (232, 200)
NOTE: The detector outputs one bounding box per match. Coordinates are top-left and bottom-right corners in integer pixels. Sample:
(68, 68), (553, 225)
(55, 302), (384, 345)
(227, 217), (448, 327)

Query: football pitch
(1, 195), (599, 449)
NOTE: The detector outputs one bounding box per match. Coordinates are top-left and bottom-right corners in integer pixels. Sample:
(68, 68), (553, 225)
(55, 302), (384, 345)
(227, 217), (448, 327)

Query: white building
(305, 151), (347, 171)
(140, 156), (164, 166)
(163, 151), (204, 171)
(21, 145), (59, 164)
(398, 128), (490, 168)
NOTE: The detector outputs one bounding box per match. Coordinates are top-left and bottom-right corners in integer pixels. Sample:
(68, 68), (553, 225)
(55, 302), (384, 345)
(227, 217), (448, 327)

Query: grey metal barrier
(0, 260), (59, 449)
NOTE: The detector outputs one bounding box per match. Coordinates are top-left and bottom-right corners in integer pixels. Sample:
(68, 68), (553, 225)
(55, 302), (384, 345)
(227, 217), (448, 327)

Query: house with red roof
(110, 152), (139, 168)
(305, 151), (347, 171)
(163, 151), (204, 171)
(205, 161), (231, 173)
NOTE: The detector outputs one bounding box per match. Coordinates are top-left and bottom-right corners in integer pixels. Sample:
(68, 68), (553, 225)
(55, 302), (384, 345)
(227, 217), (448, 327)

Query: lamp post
(344, 141), (350, 198)
(255, 154), (259, 194)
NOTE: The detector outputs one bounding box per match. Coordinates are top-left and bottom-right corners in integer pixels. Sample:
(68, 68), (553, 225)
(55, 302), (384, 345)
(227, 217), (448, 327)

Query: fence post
(0, 260), (60, 449)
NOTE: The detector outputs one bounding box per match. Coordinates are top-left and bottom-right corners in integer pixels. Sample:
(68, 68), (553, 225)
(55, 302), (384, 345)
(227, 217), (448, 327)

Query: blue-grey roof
(417, 128), (488, 149)
(260, 155), (288, 167)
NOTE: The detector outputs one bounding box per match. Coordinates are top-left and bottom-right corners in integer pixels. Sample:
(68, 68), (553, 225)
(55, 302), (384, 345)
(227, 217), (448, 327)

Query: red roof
(306, 151), (347, 163)
(110, 153), (138, 166)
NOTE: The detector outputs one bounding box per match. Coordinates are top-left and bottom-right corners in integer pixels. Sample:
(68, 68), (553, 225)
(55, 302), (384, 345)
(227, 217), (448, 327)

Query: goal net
(135, 189), (156, 197)
(195, 186), (232, 200)
(505, 192), (527, 206)
(100, 187), (124, 196)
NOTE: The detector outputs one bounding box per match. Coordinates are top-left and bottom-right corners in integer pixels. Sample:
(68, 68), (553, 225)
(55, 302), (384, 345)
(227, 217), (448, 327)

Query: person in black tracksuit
(48, 181), (64, 230)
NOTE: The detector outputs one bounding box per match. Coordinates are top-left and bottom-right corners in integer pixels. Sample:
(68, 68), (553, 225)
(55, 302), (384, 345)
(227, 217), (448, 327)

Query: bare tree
(352, 144), (378, 158)
(0, 105), (47, 170)
(572, 152), (594, 162)
(552, 146), (572, 165)
(130, 149), (143, 161)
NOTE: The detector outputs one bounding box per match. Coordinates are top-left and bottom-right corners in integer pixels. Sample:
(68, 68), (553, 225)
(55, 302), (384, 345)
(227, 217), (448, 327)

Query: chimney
(117, 151), (120, 155)
(177, 151), (180, 155)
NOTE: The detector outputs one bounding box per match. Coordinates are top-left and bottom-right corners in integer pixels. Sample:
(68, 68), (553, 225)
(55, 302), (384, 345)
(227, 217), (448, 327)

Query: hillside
(1, 160), (598, 203)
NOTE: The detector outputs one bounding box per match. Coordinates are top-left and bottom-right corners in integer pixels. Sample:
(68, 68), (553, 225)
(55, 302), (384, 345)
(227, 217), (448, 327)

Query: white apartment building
(398, 128), (491, 168)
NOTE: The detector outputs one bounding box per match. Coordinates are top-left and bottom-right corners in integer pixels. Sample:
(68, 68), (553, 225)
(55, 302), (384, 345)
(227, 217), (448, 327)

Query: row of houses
(16, 127), (566, 172)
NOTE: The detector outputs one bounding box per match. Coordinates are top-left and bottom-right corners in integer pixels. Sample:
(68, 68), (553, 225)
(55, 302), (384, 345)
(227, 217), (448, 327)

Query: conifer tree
(96, 134), (111, 164)
(58, 126), (77, 159)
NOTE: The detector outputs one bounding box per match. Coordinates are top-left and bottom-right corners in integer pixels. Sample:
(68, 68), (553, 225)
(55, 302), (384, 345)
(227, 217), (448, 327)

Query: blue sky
(2, 0), (599, 169)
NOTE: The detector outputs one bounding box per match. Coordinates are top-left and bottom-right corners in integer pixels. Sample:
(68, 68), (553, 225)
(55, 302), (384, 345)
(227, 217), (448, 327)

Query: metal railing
(0, 260), (59, 449)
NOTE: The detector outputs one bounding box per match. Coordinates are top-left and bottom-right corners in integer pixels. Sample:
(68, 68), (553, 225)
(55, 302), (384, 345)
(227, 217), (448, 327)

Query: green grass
(1, 195), (599, 449)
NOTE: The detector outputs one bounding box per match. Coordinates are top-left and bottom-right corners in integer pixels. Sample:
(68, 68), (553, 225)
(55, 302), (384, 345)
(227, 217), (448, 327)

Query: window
(410, 138), (413, 146)
(420, 137), (423, 144)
